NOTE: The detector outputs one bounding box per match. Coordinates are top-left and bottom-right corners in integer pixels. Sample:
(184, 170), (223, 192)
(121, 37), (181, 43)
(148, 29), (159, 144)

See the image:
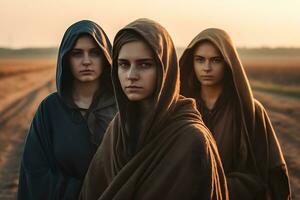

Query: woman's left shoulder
(177, 123), (213, 152)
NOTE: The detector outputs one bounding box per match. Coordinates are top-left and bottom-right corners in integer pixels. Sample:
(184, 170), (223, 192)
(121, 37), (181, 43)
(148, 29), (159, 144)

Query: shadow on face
(117, 40), (157, 102)
(68, 35), (104, 83)
(193, 40), (226, 88)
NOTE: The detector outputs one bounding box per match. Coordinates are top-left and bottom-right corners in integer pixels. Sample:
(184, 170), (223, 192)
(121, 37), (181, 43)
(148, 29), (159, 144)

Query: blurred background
(0, 0), (299, 199)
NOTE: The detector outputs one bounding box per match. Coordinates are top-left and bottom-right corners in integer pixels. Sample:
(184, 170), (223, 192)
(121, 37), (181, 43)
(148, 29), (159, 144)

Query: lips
(201, 75), (214, 79)
(80, 69), (94, 74)
(125, 85), (143, 92)
(126, 85), (142, 89)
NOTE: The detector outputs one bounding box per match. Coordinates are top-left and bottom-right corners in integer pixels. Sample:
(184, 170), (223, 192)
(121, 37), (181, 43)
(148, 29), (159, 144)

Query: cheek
(118, 70), (126, 87)
(69, 59), (80, 72)
(69, 64), (78, 76)
(95, 61), (103, 74)
(70, 56), (80, 65)
(147, 70), (157, 90)
(215, 65), (225, 80)
(193, 64), (202, 80)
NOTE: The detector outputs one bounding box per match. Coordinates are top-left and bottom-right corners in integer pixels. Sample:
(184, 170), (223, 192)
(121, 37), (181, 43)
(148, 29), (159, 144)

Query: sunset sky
(1, 0), (299, 48)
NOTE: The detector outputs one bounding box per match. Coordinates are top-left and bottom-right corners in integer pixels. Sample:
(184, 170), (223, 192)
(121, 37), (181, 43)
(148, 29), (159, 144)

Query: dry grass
(242, 57), (300, 86)
(249, 80), (300, 98)
(240, 56), (300, 98)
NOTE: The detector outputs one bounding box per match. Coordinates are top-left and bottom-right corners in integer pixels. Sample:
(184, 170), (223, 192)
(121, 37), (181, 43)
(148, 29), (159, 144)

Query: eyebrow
(194, 55), (222, 59)
(117, 58), (154, 62)
(117, 59), (128, 62)
(137, 58), (154, 62)
(71, 47), (99, 51)
(194, 55), (204, 58)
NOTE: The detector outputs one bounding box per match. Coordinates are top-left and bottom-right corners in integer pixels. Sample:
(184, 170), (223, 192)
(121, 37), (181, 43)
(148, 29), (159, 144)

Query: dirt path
(0, 78), (55, 199)
(0, 82), (299, 199)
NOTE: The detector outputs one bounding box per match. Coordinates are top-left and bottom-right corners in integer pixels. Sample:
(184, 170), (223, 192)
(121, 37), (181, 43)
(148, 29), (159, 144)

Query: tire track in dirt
(0, 80), (53, 126)
(0, 78), (55, 200)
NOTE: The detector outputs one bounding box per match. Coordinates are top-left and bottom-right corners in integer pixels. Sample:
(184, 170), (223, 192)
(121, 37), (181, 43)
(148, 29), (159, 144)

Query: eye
(194, 57), (205, 63)
(69, 50), (83, 57)
(90, 49), (102, 57)
(211, 57), (223, 63)
(139, 62), (153, 69)
(118, 62), (130, 70)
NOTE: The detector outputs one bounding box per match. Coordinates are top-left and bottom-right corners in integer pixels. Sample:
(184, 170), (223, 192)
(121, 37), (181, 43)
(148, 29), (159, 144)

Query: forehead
(193, 41), (222, 57)
(118, 41), (154, 60)
(73, 35), (98, 49)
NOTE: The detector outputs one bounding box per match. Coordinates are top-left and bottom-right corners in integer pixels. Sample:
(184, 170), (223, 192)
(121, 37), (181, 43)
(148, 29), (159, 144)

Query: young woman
(179, 28), (291, 199)
(79, 18), (228, 200)
(17, 20), (117, 199)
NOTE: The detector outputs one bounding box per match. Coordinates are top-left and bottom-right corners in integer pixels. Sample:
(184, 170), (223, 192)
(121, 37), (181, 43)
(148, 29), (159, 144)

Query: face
(69, 35), (104, 83)
(117, 41), (157, 102)
(193, 41), (226, 87)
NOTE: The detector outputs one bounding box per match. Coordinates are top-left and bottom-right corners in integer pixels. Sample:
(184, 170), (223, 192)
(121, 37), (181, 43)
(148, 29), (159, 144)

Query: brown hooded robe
(80, 19), (228, 200)
(180, 28), (291, 200)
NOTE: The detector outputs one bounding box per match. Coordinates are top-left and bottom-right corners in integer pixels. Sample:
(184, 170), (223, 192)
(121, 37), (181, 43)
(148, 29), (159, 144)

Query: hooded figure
(180, 28), (291, 199)
(17, 20), (117, 199)
(80, 18), (228, 200)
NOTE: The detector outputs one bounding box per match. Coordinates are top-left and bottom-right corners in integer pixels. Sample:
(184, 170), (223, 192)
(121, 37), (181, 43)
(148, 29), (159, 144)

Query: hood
(179, 28), (258, 173)
(112, 18), (180, 153)
(56, 20), (113, 103)
(179, 28), (255, 141)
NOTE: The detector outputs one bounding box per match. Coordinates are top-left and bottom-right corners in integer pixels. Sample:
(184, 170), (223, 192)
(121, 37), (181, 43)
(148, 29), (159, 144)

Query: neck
(137, 97), (154, 128)
(141, 99), (153, 113)
(200, 84), (224, 110)
(72, 79), (100, 109)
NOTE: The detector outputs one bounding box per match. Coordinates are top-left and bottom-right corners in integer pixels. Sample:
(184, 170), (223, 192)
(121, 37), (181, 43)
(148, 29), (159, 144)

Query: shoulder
(34, 92), (61, 117)
(102, 113), (120, 138)
(40, 92), (60, 106)
(171, 123), (220, 171)
(177, 123), (213, 154)
(38, 92), (63, 110)
(28, 93), (60, 133)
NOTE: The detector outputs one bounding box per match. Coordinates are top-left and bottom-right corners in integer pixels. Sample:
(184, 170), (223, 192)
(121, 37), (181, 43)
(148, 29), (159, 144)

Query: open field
(0, 50), (299, 199)
(243, 57), (300, 98)
(243, 57), (300, 85)
(0, 58), (56, 199)
(0, 58), (55, 78)
(0, 58), (55, 110)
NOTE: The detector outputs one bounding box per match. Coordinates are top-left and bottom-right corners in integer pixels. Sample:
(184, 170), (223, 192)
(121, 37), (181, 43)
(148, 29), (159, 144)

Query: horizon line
(2, 46), (300, 50)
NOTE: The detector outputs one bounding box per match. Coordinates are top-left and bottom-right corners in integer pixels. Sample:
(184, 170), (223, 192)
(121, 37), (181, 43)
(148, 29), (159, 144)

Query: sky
(1, 0), (299, 48)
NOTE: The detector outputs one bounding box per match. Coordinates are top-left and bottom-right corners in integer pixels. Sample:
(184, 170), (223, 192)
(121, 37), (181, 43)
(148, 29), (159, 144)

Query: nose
(82, 52), (92, 66)
(127, 65), (139, 81)
(203, 60), (211, 72)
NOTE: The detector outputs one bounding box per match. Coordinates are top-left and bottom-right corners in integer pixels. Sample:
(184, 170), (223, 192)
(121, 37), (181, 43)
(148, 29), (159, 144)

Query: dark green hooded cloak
(17, 20), (117, 200)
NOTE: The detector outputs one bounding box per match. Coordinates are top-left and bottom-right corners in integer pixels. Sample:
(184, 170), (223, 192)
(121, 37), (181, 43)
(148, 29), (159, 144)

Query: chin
(78, 77), (98, 82)
(201, 81), (223, 88)
(200, 80), (214, 85)
(126, 94), (145, 101)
